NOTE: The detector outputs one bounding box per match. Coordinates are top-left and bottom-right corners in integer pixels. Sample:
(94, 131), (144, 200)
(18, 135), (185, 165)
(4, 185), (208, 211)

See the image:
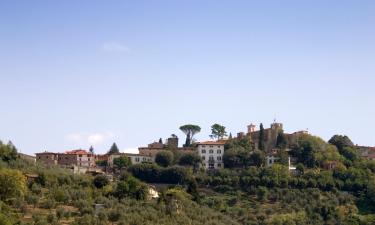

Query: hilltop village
(2, 121), (375, 224)
(35, 121), (375, 175)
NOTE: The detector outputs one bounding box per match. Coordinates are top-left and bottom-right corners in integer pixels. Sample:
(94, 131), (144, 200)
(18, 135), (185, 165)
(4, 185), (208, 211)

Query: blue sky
(0, 1), (374, 155)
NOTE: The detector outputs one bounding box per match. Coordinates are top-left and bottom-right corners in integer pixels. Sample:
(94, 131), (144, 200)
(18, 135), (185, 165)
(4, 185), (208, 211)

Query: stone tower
(167, 136), (179, 149)
(247, 123), (256, 134)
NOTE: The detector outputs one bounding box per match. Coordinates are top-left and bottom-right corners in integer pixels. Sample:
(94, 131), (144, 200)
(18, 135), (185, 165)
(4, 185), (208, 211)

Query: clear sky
(0, 1), (374, 155)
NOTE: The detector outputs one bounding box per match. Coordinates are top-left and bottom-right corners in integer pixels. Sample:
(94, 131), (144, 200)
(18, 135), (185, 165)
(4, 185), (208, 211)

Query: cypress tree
(89, 146), (94, 154)
(108, 143), (120, 154)
(259, 123), (265, 151)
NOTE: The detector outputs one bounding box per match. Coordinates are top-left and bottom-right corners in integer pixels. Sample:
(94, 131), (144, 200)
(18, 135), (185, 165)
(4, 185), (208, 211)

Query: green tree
(128, 163), (162, 183)
(0, 168), (27, 201)
(179, 124), (201, 147)
(210, 124), (227, 140)
(114, 176), (148, 200)
(291, 134), (330, 168)
(256, 186), (269, 201)
(113, 156), (132, 169)
(178, 153), (202, 168)
(258, 123), (265, 151)
(329, 135), (357, 162)
(0, 141), (18, 162)
(223, 147), (245, 168)
(328, 135), (354, 150)
(108, 143), (120, 154)
(276, 131), (288, 149)
(89, 145), (94, 154)
(108, 210), (121, 225)
(249, 150), (266, 167)
(93, 175), (110, 189)
(276, 149), (289, 165)
(0, 213), (12, 225)
(155, 151), (174, 167)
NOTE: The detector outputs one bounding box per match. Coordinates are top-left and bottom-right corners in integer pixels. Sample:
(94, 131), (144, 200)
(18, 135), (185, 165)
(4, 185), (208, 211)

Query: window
(217, 150), (221, 154)
(209, 163), (215, 169)
(203, 163), (206, 167)
(209, 145), (214, 148)
(209, 156), (214, 161)
(209, 150), (214, 154)
(79, 154), (82, 157)
(217, 156), (222, 161)
(201, 149), (206, 154)
(217, 163), (222, 167)
(135, 157), (140, 162)
(143, 157), (147, 161)
(202, 156), (205, 160)
(202, 145), (206, 148)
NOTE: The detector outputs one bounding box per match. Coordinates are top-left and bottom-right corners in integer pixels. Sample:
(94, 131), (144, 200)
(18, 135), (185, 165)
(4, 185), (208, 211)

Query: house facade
(197, 141), (225, 170)
(107, 153), (152, 167)
(36, 152), (58, 165)
(58, 150), (95, 167)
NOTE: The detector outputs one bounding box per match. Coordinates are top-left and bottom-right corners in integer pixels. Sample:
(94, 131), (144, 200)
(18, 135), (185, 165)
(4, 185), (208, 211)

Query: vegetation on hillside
(1, 131), (375, 225)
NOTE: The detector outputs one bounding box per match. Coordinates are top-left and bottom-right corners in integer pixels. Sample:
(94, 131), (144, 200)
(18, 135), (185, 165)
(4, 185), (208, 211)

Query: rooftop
(65, 149), (90, 155)
(197, 140), (227, 145)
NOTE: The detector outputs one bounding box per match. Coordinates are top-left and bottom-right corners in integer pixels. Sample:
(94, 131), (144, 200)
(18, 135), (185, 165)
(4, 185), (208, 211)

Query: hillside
(1, 133), (375, 225)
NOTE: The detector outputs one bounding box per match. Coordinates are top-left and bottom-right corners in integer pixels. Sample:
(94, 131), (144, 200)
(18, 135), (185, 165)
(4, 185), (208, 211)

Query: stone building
(58, 149), (95, 167)
(357, 146), (375, 160)
(247, 122), (284, 151)
(245, 121), (308, 152)
(36, 149), (95, 167)
(139, 135), (195, 159)
(36, 151), (58, 165)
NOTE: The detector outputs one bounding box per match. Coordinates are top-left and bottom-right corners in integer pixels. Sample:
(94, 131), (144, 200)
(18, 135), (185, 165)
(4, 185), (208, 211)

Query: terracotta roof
(124, 153), (151, 157)
(197, 140), (226, 145)
(108, 153), (151, 157)
(36, 151), (57, 155)
(65, 150), (90, 155)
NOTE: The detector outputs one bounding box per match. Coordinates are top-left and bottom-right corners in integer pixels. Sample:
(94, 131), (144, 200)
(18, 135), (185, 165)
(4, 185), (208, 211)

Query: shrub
(93, 175), (110, 189)
(155, 151), (174, 167)
(128, 163), (162, 183)
(0, 168), (27, 201)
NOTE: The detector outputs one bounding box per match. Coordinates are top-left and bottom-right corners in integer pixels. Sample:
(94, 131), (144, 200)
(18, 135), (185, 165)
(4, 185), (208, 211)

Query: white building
(266, 155), (278, 167)
(107, 153), (152, 167)
(197, 141), (226, 170)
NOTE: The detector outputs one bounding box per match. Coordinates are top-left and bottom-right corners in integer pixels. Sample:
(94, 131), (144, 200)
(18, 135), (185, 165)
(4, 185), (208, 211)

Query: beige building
(197, 141), (226, 170)
(107, 153), (152, 167)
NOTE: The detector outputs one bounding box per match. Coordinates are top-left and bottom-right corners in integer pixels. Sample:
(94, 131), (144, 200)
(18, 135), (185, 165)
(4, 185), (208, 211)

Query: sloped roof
(65, 149), (90, 155)
(197, 140), (227, 145)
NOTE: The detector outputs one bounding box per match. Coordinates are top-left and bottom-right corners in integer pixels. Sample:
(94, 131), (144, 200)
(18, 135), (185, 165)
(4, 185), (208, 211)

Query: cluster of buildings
(39, 121), (375, 173)
(36, 121), (302, 172)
